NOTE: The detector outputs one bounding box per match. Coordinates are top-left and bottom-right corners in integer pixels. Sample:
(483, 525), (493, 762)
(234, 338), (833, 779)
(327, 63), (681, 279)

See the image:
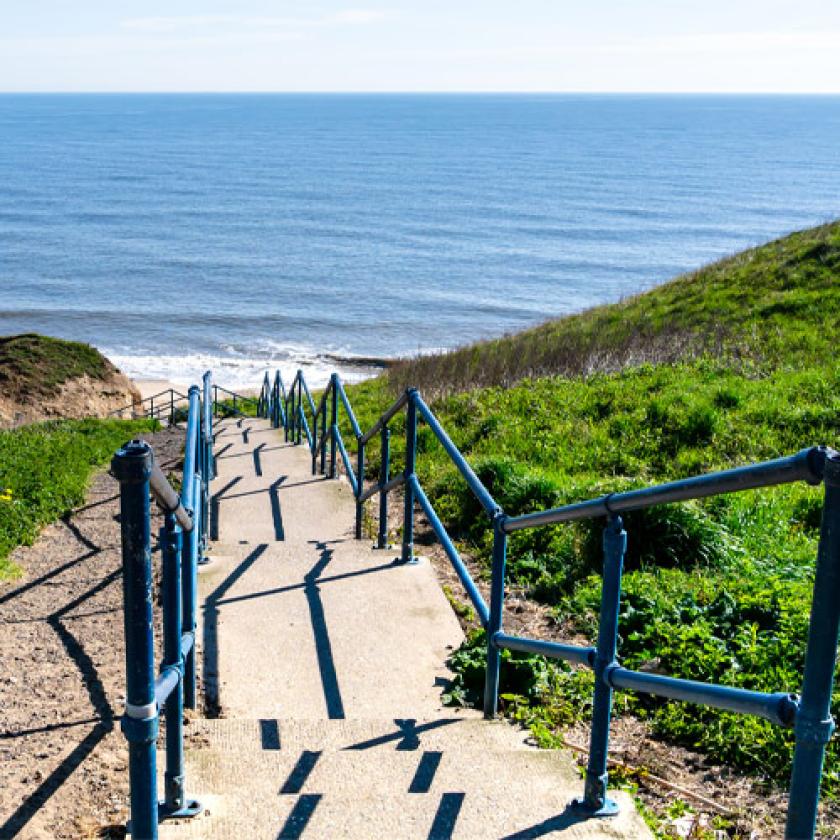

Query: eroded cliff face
(0, 370), (141, 428)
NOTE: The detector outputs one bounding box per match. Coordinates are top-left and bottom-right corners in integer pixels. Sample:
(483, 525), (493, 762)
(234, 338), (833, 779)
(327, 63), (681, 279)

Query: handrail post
(285, 378), (292, 441)
(111, 440), (158, 840)
(355, 437), (365, 540)
(330, 374), (338, 479)
(574, 513), (626, 817)
(786, 453), (840, 839)
(401, 389), (418, 564)
(320, 394), (327, 474)
(159, 513), (200, 820)
(376, 427), (391, 548)
(483, 512), (508, 718)
(201, 372), (213, 558)
(292, 376), (297, 441)
(169, 390), (174, 426)
(296, 370), (303, 445)
(311, 413), (319, 475)
(183, 471), (200, 708)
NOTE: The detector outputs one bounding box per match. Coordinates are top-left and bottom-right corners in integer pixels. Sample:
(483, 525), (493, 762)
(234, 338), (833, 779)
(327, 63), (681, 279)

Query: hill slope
(390, 221), (840, 395)
(0, 334), (140, 428)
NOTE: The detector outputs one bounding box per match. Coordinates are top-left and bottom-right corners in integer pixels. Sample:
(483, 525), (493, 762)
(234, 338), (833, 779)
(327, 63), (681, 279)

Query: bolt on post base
(570, 796), (620, 818)
(397, 543), (420, 565)
(158, 798), (203, 821)
(571, 769), (620, 817)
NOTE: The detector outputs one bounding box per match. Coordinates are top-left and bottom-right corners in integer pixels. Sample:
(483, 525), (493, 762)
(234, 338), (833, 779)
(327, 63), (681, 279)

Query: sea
(1, 94), (839, 389)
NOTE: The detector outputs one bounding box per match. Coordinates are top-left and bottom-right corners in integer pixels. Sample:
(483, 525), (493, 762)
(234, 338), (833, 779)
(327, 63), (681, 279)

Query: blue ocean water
(1, 94), (839, 387)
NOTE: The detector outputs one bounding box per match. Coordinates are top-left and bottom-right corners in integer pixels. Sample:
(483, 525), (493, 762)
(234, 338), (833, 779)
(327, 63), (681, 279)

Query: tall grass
(389, 221), (840, 397)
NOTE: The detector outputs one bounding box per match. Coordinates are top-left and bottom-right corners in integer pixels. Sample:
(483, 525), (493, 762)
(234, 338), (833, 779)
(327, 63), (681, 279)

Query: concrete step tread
(185, 716), (542, 754)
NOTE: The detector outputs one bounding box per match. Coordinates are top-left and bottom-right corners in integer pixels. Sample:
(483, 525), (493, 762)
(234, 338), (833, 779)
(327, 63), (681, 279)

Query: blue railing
(271, 367), (840, 840)
(111, 371), (215, 840)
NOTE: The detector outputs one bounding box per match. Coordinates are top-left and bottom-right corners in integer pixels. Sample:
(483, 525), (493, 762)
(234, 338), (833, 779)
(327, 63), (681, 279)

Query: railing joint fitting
(492, 509), (508, 530)
(795, 714), (836, 745)
(160, 660), (184, 681)
(822, 448), (840, 486)
(120, 707), (159, 744)
(597, 659), (621, 686)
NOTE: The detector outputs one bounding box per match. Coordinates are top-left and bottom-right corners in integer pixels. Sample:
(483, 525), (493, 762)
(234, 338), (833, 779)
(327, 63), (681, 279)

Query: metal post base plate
(570, 796), (620, 817)
(159, 798), (203, 821)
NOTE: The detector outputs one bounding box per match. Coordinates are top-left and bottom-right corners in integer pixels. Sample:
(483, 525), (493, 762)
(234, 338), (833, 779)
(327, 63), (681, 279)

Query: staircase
(156, 416), (651, 839)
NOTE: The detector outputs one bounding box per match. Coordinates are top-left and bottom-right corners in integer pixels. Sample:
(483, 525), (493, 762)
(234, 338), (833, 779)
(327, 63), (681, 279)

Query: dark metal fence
(109, 387), (191, 425)
(111, 373), (214, 840)
(265, 367), (840, 840)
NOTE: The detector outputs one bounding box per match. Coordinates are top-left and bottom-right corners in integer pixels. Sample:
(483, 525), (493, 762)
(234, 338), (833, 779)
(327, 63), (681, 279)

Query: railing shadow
(201, 544), (268, 715)
(0, 520), (117, 838)
(305, 541), (345, 720)
(209, 476), (243, 541)
(270, 477), (286, 541)
(499, 805), (589, 839)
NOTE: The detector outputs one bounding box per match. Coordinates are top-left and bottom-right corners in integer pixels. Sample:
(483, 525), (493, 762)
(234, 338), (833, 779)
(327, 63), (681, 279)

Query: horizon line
(2, 89), (840, 96)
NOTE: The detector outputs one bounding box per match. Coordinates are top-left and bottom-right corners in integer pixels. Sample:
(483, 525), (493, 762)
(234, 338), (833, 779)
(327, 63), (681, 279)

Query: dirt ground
(0, 426), (185, 840)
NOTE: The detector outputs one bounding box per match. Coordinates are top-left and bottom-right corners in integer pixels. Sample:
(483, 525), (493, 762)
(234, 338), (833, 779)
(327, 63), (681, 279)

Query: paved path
(160, 417), (652, 839)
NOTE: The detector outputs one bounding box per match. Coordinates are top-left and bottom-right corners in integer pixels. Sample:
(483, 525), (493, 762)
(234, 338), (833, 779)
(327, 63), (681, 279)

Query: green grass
(0, 417), (158, 580)
(390, 221), (840, 396)
(0, 333), (116, 401)
(339, 222), (840, 797)
(214, 397), (260, 418)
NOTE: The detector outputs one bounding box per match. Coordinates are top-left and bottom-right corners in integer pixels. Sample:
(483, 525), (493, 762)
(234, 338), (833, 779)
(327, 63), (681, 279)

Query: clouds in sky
(119, 10), (387, 33)
(1, 2), (839, 92)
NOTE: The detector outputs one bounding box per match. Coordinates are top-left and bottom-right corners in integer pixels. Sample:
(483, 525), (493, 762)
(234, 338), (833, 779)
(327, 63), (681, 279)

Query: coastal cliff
(0, 334), (140, 428)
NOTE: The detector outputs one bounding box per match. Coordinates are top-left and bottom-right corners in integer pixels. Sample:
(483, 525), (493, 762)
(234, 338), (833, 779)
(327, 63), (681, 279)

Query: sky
(2, 1), (840, 93)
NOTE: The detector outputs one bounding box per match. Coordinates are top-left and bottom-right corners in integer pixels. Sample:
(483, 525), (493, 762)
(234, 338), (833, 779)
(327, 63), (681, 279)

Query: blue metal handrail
(111, 372), (215, 839)
(270, 367), (840, 839)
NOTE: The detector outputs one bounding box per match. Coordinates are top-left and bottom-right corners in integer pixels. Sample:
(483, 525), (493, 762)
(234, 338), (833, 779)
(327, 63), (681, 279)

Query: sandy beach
(134, 378), (185, 401)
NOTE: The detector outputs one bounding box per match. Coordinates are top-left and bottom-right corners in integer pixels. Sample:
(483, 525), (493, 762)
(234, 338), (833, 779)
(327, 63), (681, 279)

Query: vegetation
(0, 417), (157, 579)
(0, 333), (116, 401)
(214, 396), (260, 418)
(340, 222), (840, 797)
(390, 221), (840, 396)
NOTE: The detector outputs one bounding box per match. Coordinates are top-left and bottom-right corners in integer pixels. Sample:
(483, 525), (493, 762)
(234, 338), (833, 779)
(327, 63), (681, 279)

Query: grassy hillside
(390, 221), (840, 396)
(0, 417), (157, 580)
(343, 222), (840, 800)
(0, 333), (116, 401)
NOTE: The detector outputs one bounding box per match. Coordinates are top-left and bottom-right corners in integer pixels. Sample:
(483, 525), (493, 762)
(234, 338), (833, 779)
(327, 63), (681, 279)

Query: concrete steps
(160, 417), (653, 839)
(164, 717), (647, 839)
